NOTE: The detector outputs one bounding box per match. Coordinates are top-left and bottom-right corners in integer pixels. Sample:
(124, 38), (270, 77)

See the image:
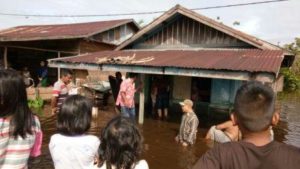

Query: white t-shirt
(49, 134), (100, 169)
(97, 160), (149, 169)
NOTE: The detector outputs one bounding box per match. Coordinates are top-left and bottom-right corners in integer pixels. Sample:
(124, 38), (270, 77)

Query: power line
(0, 0), (289, 18)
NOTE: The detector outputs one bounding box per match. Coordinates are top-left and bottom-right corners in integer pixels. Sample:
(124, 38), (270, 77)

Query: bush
(280, 68), (300, 91)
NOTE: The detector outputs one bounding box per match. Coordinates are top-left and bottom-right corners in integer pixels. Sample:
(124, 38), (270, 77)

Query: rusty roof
(49, 49), (284, 74)
(116, 5), (280, 51)
(0, 19), (138, 41)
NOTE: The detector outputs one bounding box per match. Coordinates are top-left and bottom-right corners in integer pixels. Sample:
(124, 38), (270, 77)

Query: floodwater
(29, 93), (300, 169)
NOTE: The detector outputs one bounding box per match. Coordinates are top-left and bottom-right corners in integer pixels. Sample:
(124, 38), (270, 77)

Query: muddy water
(275, 92), (300, 147)
(29, 93), (300, 169)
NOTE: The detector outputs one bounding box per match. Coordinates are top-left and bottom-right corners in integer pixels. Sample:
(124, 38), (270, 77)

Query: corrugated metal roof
(0, 19), (137, 41)
(50, 49), (284, 74)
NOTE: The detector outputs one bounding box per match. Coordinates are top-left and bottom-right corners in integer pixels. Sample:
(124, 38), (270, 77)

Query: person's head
(179, 99), (194, 113)
(40, 61), (46, 67)
(232, 81), (278, 133)
(115, 72), (122, 79)
(0, 69), (33, 138)
(99, 116), (143, 169)
(57, 95), (92, 136)
(60, 69), (73, 84)
(128, 73), (138, 81)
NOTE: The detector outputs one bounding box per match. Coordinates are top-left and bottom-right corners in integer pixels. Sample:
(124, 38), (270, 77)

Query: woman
(97, 116), (148, 169)
(0, 69), (42, 168)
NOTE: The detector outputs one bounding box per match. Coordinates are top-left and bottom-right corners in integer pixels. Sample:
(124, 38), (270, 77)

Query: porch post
(4, 47), (7, 69)
(138, 74), (145, 124)
(57, 52), (61, 80)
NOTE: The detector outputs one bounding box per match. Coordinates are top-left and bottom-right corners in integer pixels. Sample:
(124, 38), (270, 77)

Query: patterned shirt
(0, 116), (42, 169)
(177, 112), (199, 145)
(53, 79), (69, 112)
(116, 78), (136, 108)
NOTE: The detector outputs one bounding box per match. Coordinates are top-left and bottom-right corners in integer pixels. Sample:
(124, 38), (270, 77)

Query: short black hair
(57, 95), (92, 136)
(234, 81), (275, 132)
(61, 69), (73, 77)
(0, 69), (33, 139)
(98, 116), (143, 169)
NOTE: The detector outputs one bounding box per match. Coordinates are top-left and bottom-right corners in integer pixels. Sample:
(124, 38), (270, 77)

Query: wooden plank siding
(91, 23), (137, 45)
(131, 15), (254, 49)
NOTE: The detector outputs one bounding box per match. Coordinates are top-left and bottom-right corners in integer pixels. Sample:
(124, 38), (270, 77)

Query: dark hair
(115, 72), (122, 77)
(128, 73), (138, 78)
(234, 81), (275, 132)
(61, 69), (73, 77)
(57, 95), (92, 136)
(99, 116), (143, 169)
(0, 69), (33, 139)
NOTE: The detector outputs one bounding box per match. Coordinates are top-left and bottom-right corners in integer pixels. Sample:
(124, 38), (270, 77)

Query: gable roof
(116, 5), (280, 50)
(0, 19), (139, 42)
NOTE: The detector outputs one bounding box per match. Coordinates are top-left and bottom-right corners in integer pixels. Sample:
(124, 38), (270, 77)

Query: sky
(0, 0), (299, 45)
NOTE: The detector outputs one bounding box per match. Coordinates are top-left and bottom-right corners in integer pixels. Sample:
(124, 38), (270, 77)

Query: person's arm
(216, 121), (232, 130)
(51, 82), (60, 114)
(51, 97), (58, 114)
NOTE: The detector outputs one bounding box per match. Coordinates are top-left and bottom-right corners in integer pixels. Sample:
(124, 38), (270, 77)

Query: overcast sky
(0, 0), (299, 45)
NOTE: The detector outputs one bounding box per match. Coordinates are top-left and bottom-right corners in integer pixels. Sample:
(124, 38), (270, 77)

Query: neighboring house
(0, 19), (139, 84)
(48, 5), (294, 123)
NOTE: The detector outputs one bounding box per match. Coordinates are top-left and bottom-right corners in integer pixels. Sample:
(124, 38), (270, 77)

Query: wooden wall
(131, 15), (254, 49)
(92, 23), (138, 45)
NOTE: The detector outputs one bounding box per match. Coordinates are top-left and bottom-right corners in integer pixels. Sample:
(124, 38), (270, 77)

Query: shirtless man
(205, 120), (240, 143)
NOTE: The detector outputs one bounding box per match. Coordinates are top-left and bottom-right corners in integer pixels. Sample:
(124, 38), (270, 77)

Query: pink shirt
(116, 78), (136, 108)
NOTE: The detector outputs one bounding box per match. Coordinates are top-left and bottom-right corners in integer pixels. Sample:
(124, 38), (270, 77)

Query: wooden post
(138, 74), (145, 124)
(4, 47), (7, 69)
(57, 52), (61, 80)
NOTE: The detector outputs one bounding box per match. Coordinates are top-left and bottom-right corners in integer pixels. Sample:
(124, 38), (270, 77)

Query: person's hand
(51, 108), (57, 115)
(174, 136), (179, 143)
(182, 142), (188, 147)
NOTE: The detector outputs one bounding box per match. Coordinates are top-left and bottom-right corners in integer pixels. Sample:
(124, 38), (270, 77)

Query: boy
(175, 99), (199, 146)
(193, 81), (300, 169)
(205, 120), (240, 143)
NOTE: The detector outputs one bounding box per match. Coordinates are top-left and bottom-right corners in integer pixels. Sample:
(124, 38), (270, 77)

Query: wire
(0, 0), (289, 18)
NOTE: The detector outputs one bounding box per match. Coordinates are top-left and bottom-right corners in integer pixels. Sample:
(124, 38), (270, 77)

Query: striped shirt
(177, 112), (199, 145)
(0, 116), (42, 169)
(53, 80), (69, 113)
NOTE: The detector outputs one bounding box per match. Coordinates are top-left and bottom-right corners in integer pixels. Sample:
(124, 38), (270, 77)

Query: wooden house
(48, 5), (294, 124)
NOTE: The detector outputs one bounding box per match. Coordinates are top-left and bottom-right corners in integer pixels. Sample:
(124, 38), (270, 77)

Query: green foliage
(280, 68), (300, 91)
(28, 97), (44, 109)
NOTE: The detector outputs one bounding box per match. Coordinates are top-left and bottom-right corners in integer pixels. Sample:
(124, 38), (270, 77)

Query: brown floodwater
(29, 93), (300, 169)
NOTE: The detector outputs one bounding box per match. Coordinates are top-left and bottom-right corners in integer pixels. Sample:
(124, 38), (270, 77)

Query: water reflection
(276, 92), (300, 147)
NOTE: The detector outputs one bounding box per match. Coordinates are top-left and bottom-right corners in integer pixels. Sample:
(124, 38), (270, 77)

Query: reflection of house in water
(0, 19), (139, 85)
(49, 5), (294, 124)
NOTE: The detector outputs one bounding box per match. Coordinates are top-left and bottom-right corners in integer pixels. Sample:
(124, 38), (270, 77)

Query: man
(116, 73), (142, 120)
(175, 99), (199, 146)
(193, 81), (300, 169)
(205, 120), (240, 143)
(51, 70), (73, 114)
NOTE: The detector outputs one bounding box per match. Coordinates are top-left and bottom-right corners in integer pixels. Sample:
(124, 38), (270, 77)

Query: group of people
(0, 69), (149, 169)
(22, 61), (49, 88)
(1, 68), (300, 169)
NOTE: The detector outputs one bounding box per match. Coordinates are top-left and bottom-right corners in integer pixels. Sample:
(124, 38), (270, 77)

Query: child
(193, 81), (300, 169)
(175, 99), (199, 146)
(49, 95), (100, 169)
(97, 116), (149, 169)
(0, 70), (42, 168)
(205, 120), (240, 143)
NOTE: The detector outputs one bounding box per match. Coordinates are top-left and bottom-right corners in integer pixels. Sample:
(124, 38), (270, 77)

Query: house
(0, 19), (139, 84)
(48, 5), (294, 124)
